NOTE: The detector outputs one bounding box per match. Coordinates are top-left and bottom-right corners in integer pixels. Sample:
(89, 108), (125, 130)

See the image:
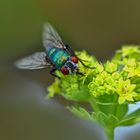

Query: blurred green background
(1, 0), (140, 140)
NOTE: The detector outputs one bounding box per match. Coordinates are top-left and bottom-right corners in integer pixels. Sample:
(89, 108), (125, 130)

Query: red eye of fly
(70, 56), (78, 63)
(61, 67), (69, 75)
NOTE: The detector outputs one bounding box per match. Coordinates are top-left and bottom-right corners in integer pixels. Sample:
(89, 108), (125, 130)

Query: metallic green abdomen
(47, 48), (69, 69)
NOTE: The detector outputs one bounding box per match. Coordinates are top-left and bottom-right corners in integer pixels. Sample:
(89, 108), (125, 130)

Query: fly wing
(15, 52), (50, 70)
(43, 23), (64, 50)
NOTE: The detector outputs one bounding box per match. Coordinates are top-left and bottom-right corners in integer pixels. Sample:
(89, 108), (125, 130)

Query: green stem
(105, 127), (114, 140)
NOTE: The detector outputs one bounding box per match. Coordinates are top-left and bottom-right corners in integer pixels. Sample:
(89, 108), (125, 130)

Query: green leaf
(90, 95), (118, 115)
(97, 112), (108, 126)
(62, 85), (91, 101)
(69, 106), (94, 122)
(93, 112), (119, 128)
(115, 104), (128, 119)
(119, 108), (140, 126)
(127, 108), (140, 118)
(108, 115), (119, 127)
(119, 116), (136, 126)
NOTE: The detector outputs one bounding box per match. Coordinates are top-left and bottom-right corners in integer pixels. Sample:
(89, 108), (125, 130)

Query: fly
(15, 23), (93, 78)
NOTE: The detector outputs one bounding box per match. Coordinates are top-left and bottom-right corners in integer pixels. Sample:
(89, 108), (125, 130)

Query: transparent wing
(43, 22), (64, 50)
(15, 52), (50, 70)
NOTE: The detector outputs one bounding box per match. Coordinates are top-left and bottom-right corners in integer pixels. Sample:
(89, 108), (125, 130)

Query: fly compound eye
(61, 66), (69, 75)
(70, 56), (78, 63)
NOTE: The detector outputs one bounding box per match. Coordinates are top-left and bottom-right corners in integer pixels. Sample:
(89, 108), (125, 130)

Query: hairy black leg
(78, 58), (95, 69)
(63, 45), (95, 69)
(76, 71), (85, 76)
(50, 68), (60, 79)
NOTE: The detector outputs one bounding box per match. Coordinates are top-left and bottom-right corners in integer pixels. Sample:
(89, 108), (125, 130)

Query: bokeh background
(1, 0), (140, 140)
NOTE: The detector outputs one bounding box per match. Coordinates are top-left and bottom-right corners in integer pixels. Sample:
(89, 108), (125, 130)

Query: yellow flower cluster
(48, 46), (140, 104)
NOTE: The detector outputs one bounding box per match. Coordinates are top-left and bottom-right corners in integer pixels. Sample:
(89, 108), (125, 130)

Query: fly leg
(64, 44), (95, 69)
(50, 68), (60, 79)
(76, 70), (85, 76)
(78, 58), (95, 69)
(45, 57), (61, 79)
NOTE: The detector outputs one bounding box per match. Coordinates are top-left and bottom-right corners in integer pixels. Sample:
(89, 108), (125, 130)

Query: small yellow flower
(124, 66), (140, 78)
(112, 72), (120, 80)
(123, 58), (137, 67)
(121, 46), (140, 57)
(96, 63), (104, 73)
(47, 79), (60, 97)
(105, 61), (117, 73)
(117, 79), (137, 104)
